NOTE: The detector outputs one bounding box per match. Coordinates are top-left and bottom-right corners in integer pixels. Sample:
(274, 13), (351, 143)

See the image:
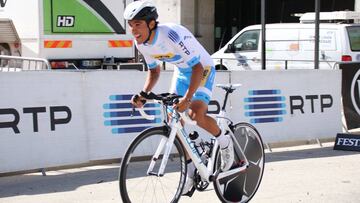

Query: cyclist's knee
(189, 101), (207, 124)
(190, 111), (206, 124)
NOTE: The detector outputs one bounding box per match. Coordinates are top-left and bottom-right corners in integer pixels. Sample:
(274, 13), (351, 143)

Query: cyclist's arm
(184, 62), (204, 100)
(143, 65), (161, 93)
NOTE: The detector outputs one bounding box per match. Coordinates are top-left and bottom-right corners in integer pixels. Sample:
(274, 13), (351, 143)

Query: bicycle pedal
(236, 160), (245, 167)
(228, 160), (246, 170)
(182, 186), (196, 197)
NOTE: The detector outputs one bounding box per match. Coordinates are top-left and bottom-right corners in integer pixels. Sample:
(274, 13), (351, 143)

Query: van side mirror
(226, 44), (235, 53)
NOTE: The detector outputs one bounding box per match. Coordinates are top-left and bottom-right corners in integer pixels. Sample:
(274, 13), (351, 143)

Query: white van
(212, 11), (360, 70)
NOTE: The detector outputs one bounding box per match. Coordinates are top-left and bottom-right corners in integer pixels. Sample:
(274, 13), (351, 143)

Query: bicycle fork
(146, 124), (179, 176)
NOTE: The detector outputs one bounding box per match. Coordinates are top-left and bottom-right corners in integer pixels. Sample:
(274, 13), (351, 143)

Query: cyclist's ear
(148, 20), (156, 30)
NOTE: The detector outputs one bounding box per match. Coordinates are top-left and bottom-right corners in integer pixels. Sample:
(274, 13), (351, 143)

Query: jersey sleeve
(167, 26), (201, 68)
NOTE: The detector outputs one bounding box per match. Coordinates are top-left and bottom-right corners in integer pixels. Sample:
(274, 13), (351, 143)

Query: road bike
(119, 84), (265, 203)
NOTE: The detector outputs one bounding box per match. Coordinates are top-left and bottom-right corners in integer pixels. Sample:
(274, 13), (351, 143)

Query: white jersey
(136, 23), (214, 75)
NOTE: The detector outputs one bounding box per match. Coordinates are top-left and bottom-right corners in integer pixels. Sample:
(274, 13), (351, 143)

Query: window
(347, 26), (360, 51)
(233, 30), (260, 51)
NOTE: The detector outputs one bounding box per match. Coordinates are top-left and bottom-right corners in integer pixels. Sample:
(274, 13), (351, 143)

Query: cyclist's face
(128, 20), (154, 44)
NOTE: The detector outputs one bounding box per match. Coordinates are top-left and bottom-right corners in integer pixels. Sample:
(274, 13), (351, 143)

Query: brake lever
(131, 106), (136, 117)
(131, 95), (146, 117)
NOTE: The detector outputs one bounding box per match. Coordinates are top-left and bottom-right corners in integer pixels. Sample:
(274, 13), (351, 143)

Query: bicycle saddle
(216, 84), (242, 93)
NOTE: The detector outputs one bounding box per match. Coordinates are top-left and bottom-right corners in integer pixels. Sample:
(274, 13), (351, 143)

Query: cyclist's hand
(175, 97), (191, 113)
(131, 94), (146, 108)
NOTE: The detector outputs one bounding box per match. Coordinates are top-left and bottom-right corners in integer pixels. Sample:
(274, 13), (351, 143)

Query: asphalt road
(1, 142), (359, 203)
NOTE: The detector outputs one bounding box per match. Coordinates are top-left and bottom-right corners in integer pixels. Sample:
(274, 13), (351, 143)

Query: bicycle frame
(144, 104), (250, 183)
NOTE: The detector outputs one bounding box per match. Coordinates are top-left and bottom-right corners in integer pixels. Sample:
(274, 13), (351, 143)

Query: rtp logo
(103, 94), (162, 134)
(244, 89), (287, 124)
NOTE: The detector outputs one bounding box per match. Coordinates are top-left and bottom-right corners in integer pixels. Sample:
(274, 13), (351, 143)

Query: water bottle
(189, 131), (208, 164)
(189, 131), (202, 153)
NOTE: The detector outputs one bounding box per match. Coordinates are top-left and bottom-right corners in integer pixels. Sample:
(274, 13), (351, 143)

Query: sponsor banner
(230, 70), (342, 143)
(84, 71), (229, 160)
(0, 72), (88, 173)
(339, 63), (360, 130)
(0, 70), (341, 173)
(334, 133), (360, 152)
(84, 71), (168, 160)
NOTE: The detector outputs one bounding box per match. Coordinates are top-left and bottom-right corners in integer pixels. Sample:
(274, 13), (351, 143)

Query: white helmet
(124, 1), (158, 22)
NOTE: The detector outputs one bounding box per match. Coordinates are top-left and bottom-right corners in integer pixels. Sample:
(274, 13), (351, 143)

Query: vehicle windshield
(233, 30), (260, 51)
(347, 26), (360, 51)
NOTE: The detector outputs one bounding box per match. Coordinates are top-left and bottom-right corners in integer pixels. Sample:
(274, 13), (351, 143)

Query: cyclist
(124, 0), (234, 195)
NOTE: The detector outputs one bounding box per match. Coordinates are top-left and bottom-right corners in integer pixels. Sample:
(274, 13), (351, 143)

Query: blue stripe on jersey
(168, 29), (180, 43)
(187, 56), (200, 67)
(148, 29), (159, 45)
(161, 54), (182, 62)
(177, 66), (193, 73)
(148, 62), (158, 69)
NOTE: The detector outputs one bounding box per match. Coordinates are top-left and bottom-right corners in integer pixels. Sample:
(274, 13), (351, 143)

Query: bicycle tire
(119, 126), (187, 203)
(213, 122), (265, 203)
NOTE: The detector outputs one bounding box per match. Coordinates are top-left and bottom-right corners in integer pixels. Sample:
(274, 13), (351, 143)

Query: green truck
(0, 0), (138, 69)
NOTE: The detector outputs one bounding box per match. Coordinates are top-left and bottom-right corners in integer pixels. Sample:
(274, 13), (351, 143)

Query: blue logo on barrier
(244, 89), (287, 124)
(103, 94), (162, 134)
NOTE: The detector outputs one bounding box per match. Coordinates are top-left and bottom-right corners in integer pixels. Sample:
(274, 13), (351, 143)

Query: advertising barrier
(0, 70), (342, 173)
(334, 63), (360, 152)
(0, 72), (88, 173)
(229, 70), (342, 143)
(334, 133), (360, 152)
(339, 63), (360, 130)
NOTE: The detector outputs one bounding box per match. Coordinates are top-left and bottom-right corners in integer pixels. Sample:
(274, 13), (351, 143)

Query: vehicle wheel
(216, 64), (228, 71)
(213, 123), (265, 203)
(119, 126), (186, 203)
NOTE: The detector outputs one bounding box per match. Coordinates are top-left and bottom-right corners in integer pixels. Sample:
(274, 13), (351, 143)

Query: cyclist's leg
(189, 94), (231, 147)
(188, 99), (219, 135)
(188, 66), (234, 171)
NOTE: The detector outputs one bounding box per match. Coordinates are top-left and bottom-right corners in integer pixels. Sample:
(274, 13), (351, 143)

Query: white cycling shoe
(182, 175), (195, 196)
(220, 135), (234, 171)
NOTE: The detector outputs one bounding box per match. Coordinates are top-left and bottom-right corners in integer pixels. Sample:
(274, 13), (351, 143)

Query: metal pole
(261, 0), (266, 70)
(314, 0), (320, 69)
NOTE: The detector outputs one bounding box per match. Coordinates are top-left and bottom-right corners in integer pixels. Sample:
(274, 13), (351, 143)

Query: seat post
(221, 89), (231, 111)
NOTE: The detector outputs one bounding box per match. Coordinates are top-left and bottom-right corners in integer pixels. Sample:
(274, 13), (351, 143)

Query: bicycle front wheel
(119, 126), (186, 203)
(214, 122), (265, 203)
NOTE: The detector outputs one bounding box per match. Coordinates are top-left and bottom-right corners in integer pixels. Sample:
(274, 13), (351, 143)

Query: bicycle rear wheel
(119, 126), (186, 203)
(214, 122), (265, 203)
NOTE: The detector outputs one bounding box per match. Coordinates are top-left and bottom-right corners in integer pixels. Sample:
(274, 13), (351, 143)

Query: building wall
(154, 0), (215, 54)
(356, 0), (360, 23)
(354, 0), (359, 10)
(181, 0), (215, 54)
(153, 0), (180, 23)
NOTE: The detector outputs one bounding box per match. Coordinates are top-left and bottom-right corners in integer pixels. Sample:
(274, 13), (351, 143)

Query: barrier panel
(0, 71), (88, 173)
(0, 70), (342, 173)
(339, 62), (360, 130)
(229, 70), (342, 143)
